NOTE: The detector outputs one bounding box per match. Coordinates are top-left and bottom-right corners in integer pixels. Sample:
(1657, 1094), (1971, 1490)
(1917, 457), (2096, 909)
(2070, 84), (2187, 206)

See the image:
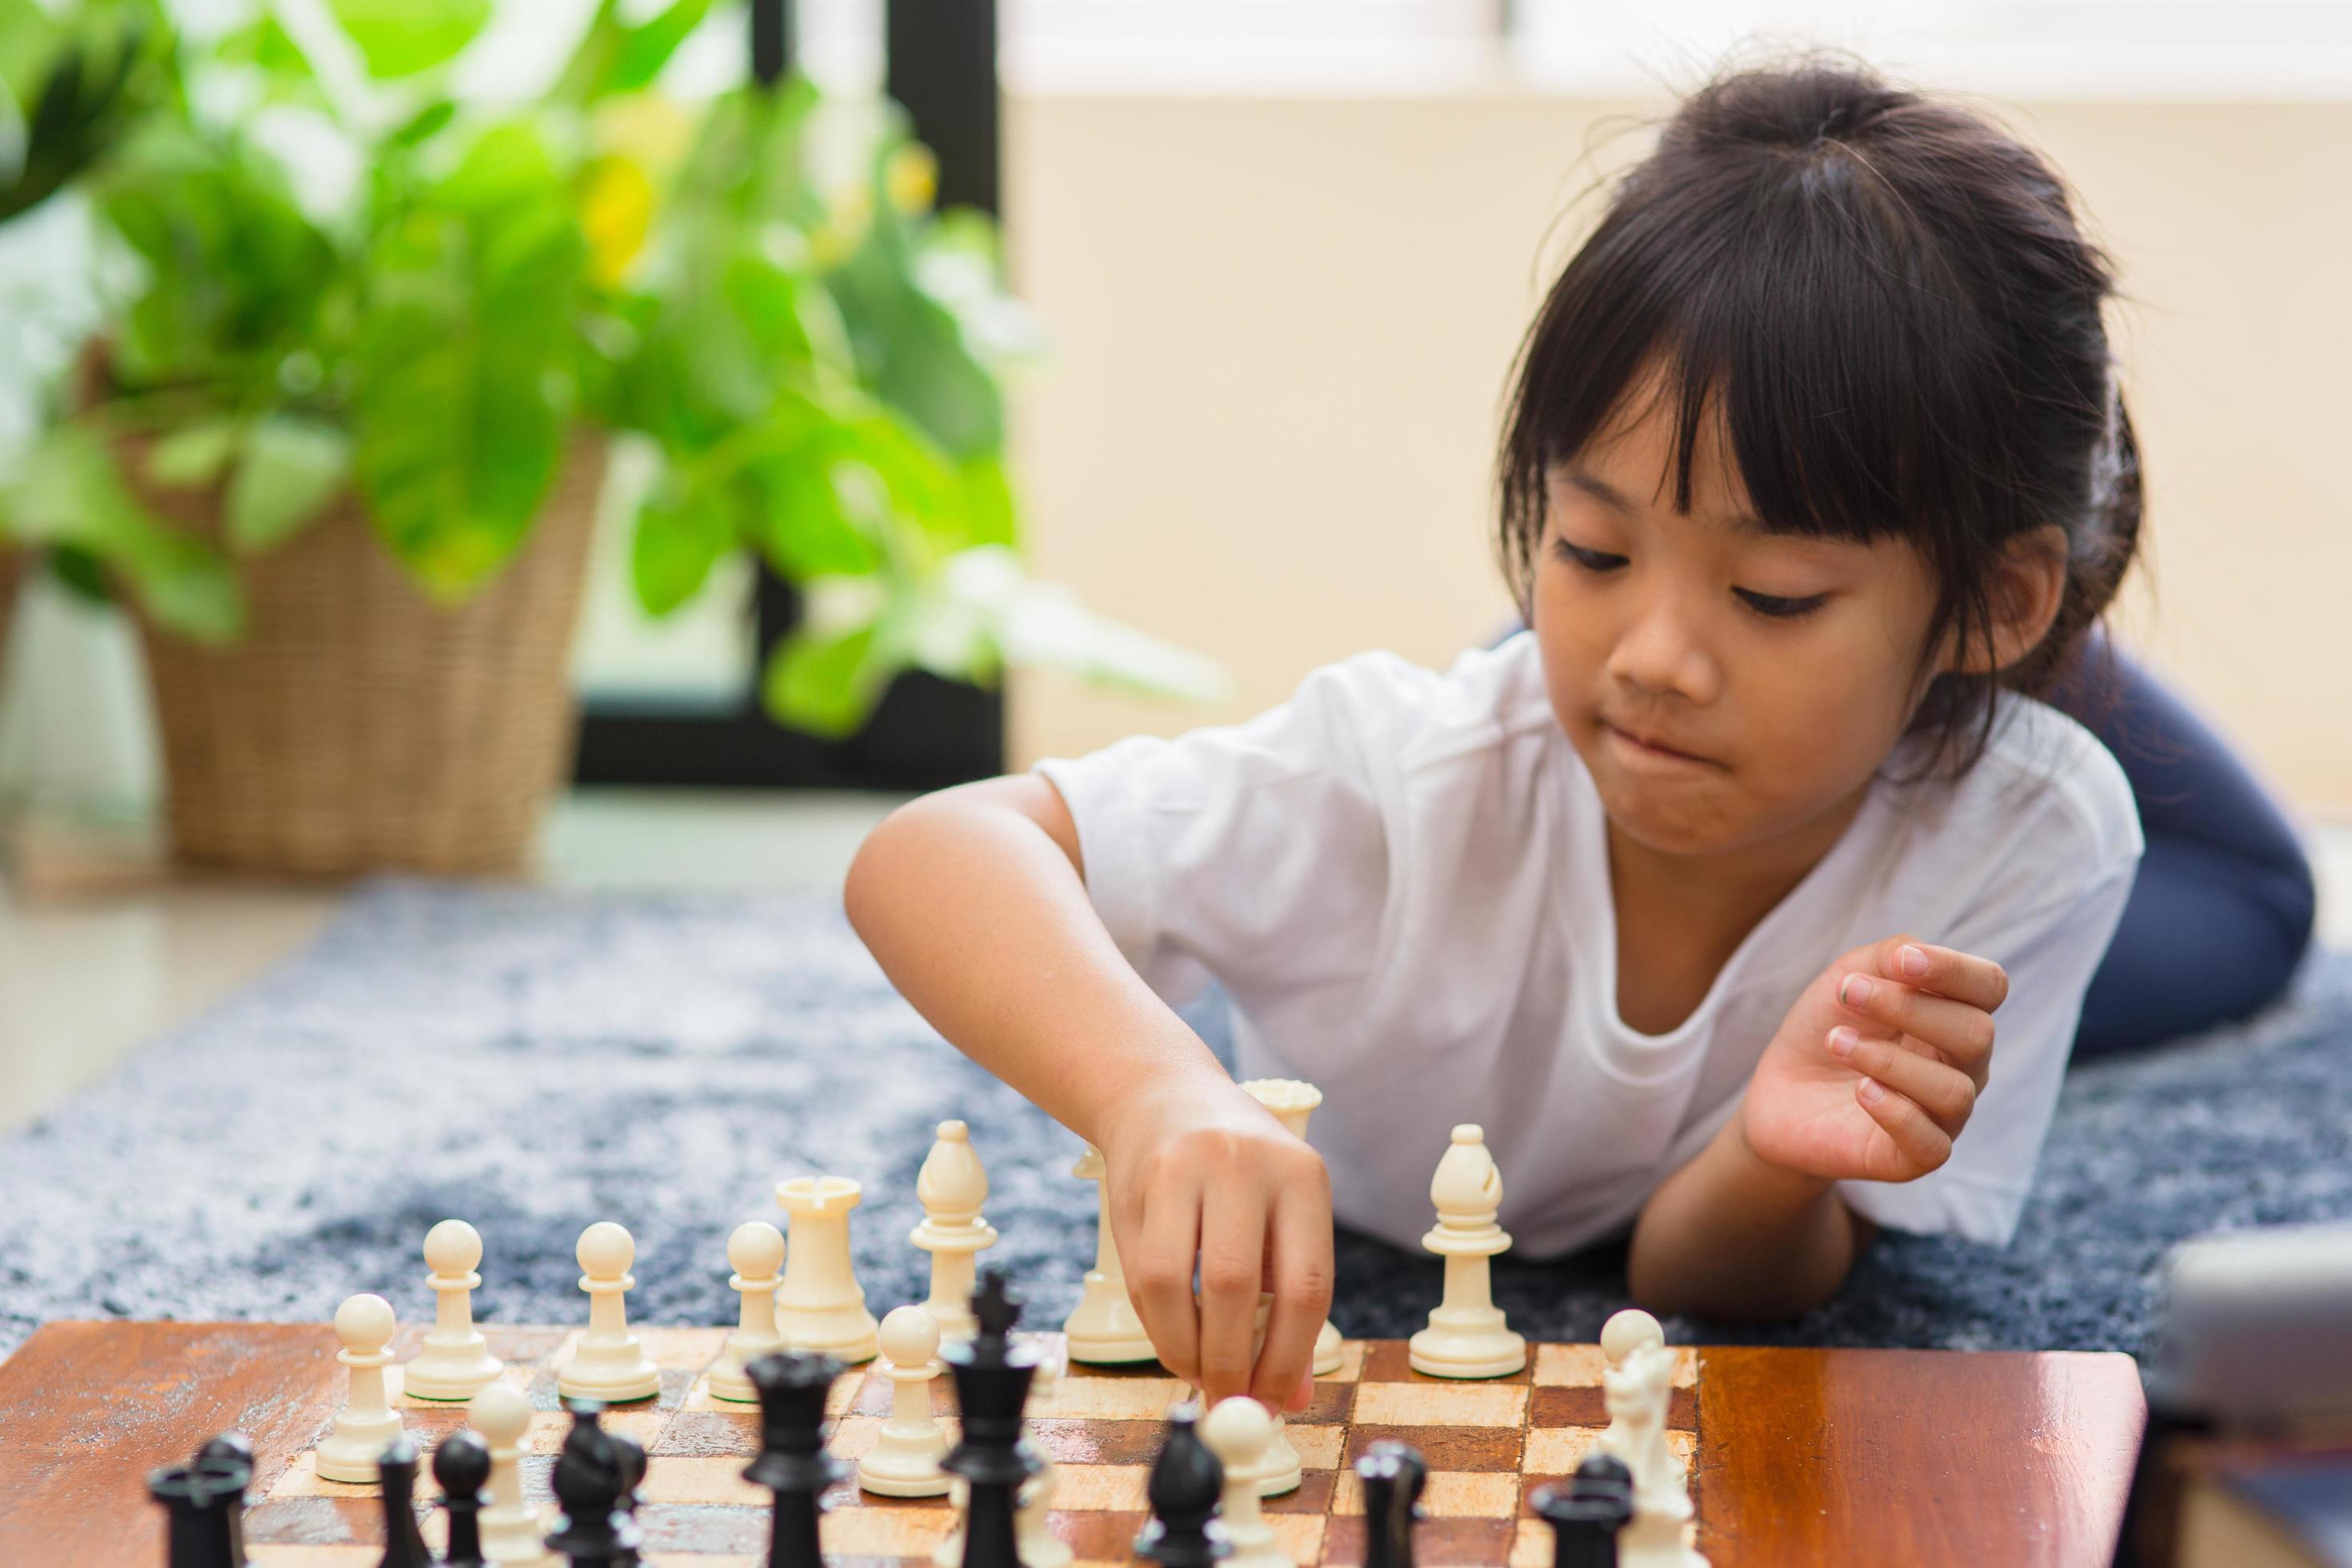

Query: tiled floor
(0, 793), (2345, 1137)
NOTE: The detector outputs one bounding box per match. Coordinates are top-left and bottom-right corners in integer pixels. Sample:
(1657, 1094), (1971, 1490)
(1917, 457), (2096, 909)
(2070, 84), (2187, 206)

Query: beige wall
(999, 90), (2352, 817)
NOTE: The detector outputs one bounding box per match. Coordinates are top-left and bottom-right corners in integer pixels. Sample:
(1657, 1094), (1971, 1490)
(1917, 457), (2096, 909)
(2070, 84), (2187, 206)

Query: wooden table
(0, 1321), (2147, 1566)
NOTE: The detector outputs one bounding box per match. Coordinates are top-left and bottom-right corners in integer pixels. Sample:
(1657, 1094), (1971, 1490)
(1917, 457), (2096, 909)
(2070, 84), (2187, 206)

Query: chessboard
(0, 1319), (2149, 1567)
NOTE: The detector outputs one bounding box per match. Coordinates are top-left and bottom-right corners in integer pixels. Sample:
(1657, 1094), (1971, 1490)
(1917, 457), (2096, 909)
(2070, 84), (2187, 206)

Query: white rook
(775, 1174), (880, 1362)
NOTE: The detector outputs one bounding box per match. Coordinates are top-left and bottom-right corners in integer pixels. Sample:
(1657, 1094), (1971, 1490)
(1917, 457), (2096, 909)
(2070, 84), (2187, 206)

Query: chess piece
(708, 1220), (789, 1403)
(910, 1121), (999, 1342)
(1187, 1294), (1301, 1498)
(377, 1434), (434, 1568)
(1406, 1126), (1526, 1378)
(1062, 1145), (1157, 1363)
(194, 1434), (253, 1566)
(470, 1381), (558, 1566)
(774, 1175), (881, 1362)
(941, 1270), (1044, 1568)
(435, 1428), (495, 1568)
(745, 1350), (849, 1568)
(1237, 1078), (1345, 1376)
(859, 1305), (954, 1496)
(1595, 1310), (1674, 1480)
(1015, 1344), (1074, 1568)
(610, 1427), (647, 1527)
(1531, 1454), (1636, 1568)
(1134, 1405), (1229, 1568)
(558, 1222), (662, 1402)
(315, 1293), (406, 1483)
(406, 1218), (506, 1400)
(546, 1400), (642, 1565)
(146, 1439), (252, 1568)
(1200, 1398), (1293, 1568)
(1354, 1441), (1426, 1568)
(1597, 1332), (1704, 1568)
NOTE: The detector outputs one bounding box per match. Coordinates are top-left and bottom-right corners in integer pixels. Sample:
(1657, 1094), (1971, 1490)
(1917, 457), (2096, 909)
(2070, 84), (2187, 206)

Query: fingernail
(1840, 974), (1874, 1007)
(1900, 945), (1929, 978)
(1858, 1078), (1885, 1104)
(1827, 1026), (1858, 1058)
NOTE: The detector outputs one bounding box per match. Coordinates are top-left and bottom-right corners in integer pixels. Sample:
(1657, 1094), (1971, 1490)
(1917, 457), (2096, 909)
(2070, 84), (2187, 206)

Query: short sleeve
(1837, 862), (2138, 1244)
(1032, 656), (1412, 1012)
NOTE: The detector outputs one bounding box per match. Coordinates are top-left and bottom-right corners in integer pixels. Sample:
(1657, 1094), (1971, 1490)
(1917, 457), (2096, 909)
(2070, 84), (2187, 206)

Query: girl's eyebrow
(1560, 464), (1767, 537)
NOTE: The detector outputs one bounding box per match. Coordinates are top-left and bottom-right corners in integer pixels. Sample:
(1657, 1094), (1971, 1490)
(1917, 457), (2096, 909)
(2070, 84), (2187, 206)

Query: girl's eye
(1737, 589), (1830, 620)
(1554, 541), (1626, 572)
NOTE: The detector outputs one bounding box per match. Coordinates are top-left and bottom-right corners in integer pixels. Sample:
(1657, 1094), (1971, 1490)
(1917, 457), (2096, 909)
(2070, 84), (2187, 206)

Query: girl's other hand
(1741, 935), (2009, 1184)
(1096, 1082), (1334, 1414)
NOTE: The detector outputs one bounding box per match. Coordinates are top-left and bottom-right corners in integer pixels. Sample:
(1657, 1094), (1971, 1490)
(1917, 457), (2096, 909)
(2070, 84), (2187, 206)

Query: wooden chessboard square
(1295, 1378), (1359, 1425)
(1322, 1514), (1517, 1567)
(1350, 1380), (1530, 1428)
(248, 1549), (378, 1566)
(1526, 1384), (1695, 1431)
(1286, 1422), (1346, 1470)
(1358, 1341), (1534, 1385)
(652, 1410), (763, 1458)
(390, 1362), (536, 1410)
(639, 1326), (734, 1369)
(635, 1455), (770, 1508)
(1521, 1427), (1698, 1478)
(1332, 1470), (1522, 1518)
(1033, 1373), (1189, 1422)
(1026, 1415), (1161, 1467)
(1529, 1342), (1697, 1389)
(1046, 1462), (1153, 1512)
(1343, 1423), (1526, 1473)
(1321, 1340), (1368, 1383)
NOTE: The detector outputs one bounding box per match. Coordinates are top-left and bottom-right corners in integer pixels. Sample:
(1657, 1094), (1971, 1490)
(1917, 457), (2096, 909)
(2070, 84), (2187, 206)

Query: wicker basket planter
(129, 442), (605, 878)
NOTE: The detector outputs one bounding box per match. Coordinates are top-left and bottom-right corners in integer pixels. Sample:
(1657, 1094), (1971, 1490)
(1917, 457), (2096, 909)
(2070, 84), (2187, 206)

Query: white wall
(999, 88), (2352, 817)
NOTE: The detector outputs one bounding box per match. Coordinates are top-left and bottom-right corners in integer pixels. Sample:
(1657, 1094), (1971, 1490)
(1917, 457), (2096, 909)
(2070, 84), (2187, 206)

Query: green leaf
(630, 473), (734, 616)
(226, 416), (350, 554)
(746, 436), (882, 581)
(326, 0), (491, 79)
(958, 454), (1018, 548)
(146, 419), (241, 489)
(762, 615), (898, 738)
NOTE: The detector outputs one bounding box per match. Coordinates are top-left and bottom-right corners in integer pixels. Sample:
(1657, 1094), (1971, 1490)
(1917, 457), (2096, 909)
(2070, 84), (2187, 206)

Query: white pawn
(1406, 1125), (1526, 1378)
(1597, 1308), (1675, 1478)
(470, 1382), (557, 1566)
(909, 1121), (998, 1342)
(708, 1221), (788, 1404)
(315, 1294), (406, 1483)
(404, 1219), (505, 1401)
(1201, 1398), (1294, 1568)
(774, 1175), (880, 1362)
(1238, 1079), (1346, 1377)
(858, 1306), (953, 1497)
(1062, 1145), (1156, 1364)
(557, 1222), (661, 1402)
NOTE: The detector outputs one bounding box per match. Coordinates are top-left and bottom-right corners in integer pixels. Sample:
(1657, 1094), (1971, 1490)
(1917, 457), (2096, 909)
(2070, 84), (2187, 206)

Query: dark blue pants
(2045, 631), (2318, 1055)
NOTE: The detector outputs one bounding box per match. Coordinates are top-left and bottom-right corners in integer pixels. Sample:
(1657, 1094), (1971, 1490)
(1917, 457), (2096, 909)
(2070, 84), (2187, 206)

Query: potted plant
(0, 0), (1218, 876)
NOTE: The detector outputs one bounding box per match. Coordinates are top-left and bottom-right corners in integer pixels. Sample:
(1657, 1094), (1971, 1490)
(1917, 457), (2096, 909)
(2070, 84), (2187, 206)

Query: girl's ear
(1951, 524), (2070, 676)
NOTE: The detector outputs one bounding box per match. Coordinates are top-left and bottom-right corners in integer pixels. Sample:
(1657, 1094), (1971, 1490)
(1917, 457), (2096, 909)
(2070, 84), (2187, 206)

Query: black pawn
(546, 1399), (642, 1565)
(942, 1270), (1044, 1568)
(609, 1430), (648, 1568)
(434, 1428), (494, 1568)
(148, 1438), (252, 1568)
(1529, 1454), (1634, 1568)
(196, 1434), (254, 1566)
(1134, 1406), (1229, 1568)
(376, 1435), (433, 1568)
(1355, 1441), (1426, 1568)
(744, 1350), (849, 1568)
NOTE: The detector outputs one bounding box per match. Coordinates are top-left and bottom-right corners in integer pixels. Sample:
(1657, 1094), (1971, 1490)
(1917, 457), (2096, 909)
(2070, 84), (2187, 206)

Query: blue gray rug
(2, 880), (2346, 1356)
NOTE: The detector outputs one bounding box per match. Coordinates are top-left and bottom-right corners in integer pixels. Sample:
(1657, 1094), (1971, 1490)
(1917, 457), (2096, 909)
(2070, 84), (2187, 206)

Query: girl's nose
(1606, 594), (1721, 705)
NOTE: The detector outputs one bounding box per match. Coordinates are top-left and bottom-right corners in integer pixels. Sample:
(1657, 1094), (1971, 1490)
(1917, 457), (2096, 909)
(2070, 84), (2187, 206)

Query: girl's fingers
(1828, 1027), (1977, 1134)
(1856, 1075), (1954, 1175)
(1254, 1190), (1335, 1414)
(1195, 1187), (1268, 1404)
(1130, 1191), (1203, 1389)
(1834, 974), (1995, 1086)
(1878, 939), (2010, 1012)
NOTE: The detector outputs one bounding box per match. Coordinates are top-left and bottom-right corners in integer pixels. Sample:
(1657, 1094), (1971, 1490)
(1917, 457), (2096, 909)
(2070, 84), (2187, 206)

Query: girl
(848, 56), (2166, 1415)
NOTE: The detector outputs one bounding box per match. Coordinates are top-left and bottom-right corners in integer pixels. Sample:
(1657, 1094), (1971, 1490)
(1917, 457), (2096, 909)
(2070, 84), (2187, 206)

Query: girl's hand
(1740, 935), (2009, 1184)
(1095, 1081), (1333, 1414)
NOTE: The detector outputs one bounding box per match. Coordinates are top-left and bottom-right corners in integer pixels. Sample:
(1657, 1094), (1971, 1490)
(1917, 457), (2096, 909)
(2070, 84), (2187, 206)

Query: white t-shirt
(1034, 632), (2143, 1258)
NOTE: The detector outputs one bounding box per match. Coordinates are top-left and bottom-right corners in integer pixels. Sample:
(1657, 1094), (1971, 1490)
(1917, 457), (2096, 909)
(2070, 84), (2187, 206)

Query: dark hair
(1496, 52), (2142, 782)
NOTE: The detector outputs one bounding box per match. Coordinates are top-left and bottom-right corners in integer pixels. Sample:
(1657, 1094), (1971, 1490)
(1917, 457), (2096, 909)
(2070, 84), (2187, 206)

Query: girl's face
(1531, 378), (1946, 862)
